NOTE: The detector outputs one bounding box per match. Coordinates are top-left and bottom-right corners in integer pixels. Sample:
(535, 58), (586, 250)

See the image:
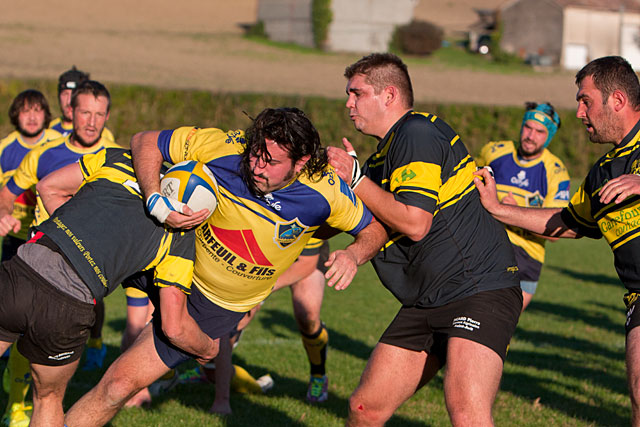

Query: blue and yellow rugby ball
(160, 160), (218, 218)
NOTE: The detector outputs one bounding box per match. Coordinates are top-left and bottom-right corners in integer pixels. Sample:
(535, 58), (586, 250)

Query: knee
(348, 392), (389, 426)
(100, 372), (141, 407)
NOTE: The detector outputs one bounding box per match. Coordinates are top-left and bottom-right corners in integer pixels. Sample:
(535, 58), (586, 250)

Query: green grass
(0, 233), (628, 426)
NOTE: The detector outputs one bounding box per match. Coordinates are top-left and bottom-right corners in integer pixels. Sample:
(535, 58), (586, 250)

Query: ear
(294, 155), (311, 174)
(610, 89), (627, 112)
(384, 86), (397, 106)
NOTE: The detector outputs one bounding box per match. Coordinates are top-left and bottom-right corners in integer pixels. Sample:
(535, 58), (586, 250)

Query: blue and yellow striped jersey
(157, 126), (372, 312)
(478, 140), (570, 264)
(363, 111), (519, 307)
(0, 128), (62, 240)
(6, 134), (120, 227)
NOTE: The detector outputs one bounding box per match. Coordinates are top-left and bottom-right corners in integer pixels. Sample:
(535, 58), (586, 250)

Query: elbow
(406, 228), (428, 242)
(161, 321), (184, 344)
(402, 221), (431, 242)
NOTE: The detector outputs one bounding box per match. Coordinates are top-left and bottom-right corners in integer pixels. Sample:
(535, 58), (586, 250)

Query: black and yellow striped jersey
(36, 148), (195, 301)
(363, 111), (519, 307)
(561, 119), (640, 291)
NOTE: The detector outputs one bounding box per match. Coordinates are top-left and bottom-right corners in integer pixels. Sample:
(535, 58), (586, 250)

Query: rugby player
(0, 147), (210, 426)
(474, 55), (640, 426)
(63, 107), (386, 425)
(327, 53), (522, 426)
(477, 102), (570, 311)
(0, 80), (119, 426)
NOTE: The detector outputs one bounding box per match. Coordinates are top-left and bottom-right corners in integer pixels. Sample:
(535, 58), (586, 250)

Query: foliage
(489, 18), (524, 65)
(391, 20), (444, 56)
(312, 0), (332, 50)
(245, 20), (266, 39)
(0, 78), (606, 181)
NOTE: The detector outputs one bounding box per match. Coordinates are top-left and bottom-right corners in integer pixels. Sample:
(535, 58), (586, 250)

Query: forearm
(130, 131), (164, 197)
(273, 255), (318, 291)
(492, 203), (578, 238)
(354, 178), (429, 241)
(159, 287), (218, 361)
(345, 218), (387, 265)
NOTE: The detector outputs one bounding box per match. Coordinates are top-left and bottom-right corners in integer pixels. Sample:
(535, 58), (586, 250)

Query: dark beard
(71, 131), (100, 148)
(240, 154), (265, 198)
(18, 125), (44, 139)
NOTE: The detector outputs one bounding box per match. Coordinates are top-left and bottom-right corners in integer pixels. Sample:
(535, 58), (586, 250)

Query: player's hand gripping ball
(160, 160), (218, 218)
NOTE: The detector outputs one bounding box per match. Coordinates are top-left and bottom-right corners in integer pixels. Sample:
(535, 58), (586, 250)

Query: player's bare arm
(473, 167), (578, 238)
(158, 286), (219, 364)
(37, 162), (84, 215)
(325, 218), (387, 290)
(0, 186), (20, 236)
(130, 131), (206, 229)
(598, 174), (640, 205)
(328, 139), (431, 241)
(272, 254), (318, 292)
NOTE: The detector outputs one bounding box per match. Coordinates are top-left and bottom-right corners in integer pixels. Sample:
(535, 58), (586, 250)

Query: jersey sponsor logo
(554, 180), (570, 201)
(15, 188), (36, 206)
(632, 159), (640, 175)
(510, 170), (529, 188)
(198, 224), (276, 279)
(225, 130), (245, 145)
(274, 218), (307, 249)
(262, 193), (281, 211)
(48, 351), (74, 361)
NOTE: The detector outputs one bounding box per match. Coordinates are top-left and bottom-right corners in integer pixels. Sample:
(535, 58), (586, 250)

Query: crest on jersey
(274, 218), (307, 249)
(632, 159), (640, 175)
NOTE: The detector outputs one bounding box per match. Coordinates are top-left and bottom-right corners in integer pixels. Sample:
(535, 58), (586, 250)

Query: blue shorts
(124, 271), (246, 368)
(520, 280), (538, 295)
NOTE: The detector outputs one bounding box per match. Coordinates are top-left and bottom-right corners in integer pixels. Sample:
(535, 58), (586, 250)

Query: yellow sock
(5, 345), (31, 414)
(301, 323), (328, 376)
(86, 337), (103, 349)
(230, 365), (262, 394)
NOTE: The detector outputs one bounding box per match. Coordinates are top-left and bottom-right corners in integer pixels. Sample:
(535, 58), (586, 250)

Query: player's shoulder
(540, 149), (570, 178)
(0, 130), (20, 147)
(481, 140), (515, 161)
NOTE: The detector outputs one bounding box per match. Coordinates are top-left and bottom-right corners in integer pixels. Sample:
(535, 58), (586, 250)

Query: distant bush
(245, 20), (266, 38)
(312, 0), (332, 49)
(392, 20), (443, 56)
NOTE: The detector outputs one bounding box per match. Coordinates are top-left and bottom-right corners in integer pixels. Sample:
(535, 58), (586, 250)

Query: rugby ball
(160, 160), (218, 218)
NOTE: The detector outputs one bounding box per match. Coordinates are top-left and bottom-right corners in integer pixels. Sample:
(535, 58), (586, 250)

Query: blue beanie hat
(522, 103), (561, 148)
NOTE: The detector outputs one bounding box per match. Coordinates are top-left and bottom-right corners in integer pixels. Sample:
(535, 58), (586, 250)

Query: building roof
(554, 0), (640, 13)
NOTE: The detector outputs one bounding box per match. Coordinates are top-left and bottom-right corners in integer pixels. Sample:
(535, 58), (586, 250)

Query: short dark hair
(8, 89), (52, 130)
(575, 56), (640, 109)
(70, 80), (111, 112)
(344, 52), (414, 108)
(58, 66), (90, 95)
(241, 107), (328, 196)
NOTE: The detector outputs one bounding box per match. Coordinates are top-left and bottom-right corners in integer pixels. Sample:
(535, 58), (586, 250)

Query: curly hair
(240, 107), (328, 196)
(9, 89), (52, 131)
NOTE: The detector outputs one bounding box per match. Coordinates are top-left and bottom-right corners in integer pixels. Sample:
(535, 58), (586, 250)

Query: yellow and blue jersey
(478, 140), (570, 265)
(157, 126), (372, 312)
(0, 129), (62, 240)
(363, 111), (519, 308)
(561, 119), (640, 291)
(6, 134), (120, 227)
(49, 117), (115, 142)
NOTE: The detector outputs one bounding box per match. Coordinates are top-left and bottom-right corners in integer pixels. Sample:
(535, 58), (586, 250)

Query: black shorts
(380, 286), (522, 363)
(125, 271), (246, 368)
(0, 256), (95, 366)
(317, 240), (330, 274)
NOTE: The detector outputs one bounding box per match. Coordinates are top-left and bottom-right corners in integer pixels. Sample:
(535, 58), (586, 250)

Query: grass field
(0, 233), (627, 426)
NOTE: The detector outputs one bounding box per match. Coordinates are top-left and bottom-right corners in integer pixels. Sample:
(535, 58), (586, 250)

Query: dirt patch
(0, 0), (579, 109)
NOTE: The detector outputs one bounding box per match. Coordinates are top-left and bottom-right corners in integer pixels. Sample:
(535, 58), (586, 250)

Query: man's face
(518, 120), (548, 159)
(17, 102), (46, 138)
(345, 74), (388, 138)
(249, 139), (306, 194)
(71, 93), (109, 147)
(59, 88), (73, 122)
(576, 75), (621, 144)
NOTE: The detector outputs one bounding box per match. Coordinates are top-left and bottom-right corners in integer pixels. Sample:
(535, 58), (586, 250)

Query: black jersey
(363, 111), (519, 307)
(562, 119), (640, 291)
(37, 148), (195, 301)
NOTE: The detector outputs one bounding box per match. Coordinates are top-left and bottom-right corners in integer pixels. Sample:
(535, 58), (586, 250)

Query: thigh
(30, 359), (80, 396)
(352, 342), (438, 411)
